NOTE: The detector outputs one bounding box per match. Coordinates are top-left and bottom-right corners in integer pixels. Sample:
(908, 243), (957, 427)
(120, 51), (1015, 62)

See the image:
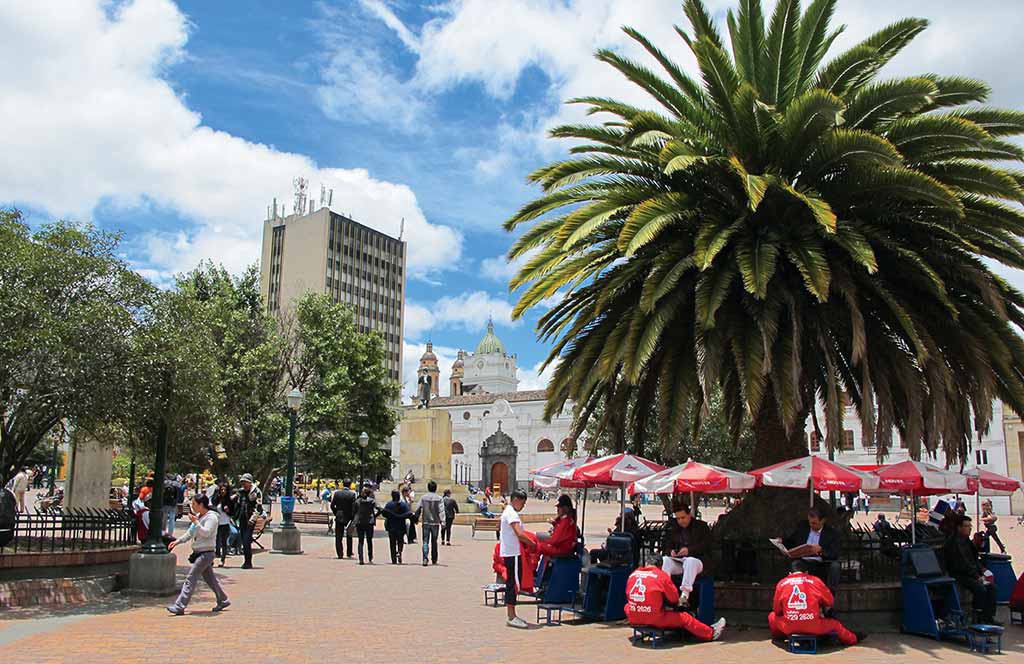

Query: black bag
(601, 532), (635, 568)
(163, 481), (180, 507)
(188, 549), (200, 564)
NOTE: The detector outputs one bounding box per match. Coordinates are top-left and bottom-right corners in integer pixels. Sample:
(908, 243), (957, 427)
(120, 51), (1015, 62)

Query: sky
(2, 0), (1022, 403)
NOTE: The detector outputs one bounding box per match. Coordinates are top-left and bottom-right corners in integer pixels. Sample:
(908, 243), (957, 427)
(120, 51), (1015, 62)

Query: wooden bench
(290, 512), (331, 525)
(471, 518), (500, 538)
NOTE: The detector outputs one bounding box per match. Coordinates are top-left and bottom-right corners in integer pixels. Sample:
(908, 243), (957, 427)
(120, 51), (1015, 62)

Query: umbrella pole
(911, 489), (916, 545)
(976, 492), (981, 534)
(809, 481), (814, 508)
(620, 484), (626, 533)
(581, 489), (588, 536)
(690, 491), (696, 518)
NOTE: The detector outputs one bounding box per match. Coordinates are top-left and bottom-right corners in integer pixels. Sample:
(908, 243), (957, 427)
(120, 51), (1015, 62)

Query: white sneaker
(711, 617), (726, 641)
(677, 591), (690, 608)
(506, 616), (529, 629)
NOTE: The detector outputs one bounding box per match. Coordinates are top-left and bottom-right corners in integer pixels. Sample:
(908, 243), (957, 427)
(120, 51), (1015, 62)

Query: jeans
(163, 508), (177, 537)
(239, 523), (254, 566)
(792, 559), (841, 594)
(388, 530), (405, 563)
(335, 516), (353, 558)
(172, 551), (227, 610)
(357, 524), (374, 562)
(442, 518), (455, 544)
(422, 524), (440, 564)
(215, 524), (230, 562)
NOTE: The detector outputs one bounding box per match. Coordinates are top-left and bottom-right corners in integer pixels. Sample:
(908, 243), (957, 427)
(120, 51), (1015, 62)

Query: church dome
(420, 341), (438, 362)
(475, 319), (506, 356)
(452, 350), (465, 372)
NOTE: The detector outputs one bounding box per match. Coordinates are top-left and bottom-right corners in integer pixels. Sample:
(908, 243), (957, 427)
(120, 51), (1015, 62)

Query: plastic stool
(788, 635), (820, 654)
(966, 625), (1004, 654)
(631, 626), (676, 648)
(483, 583), (505, 607)
(536, 603), (570, 626)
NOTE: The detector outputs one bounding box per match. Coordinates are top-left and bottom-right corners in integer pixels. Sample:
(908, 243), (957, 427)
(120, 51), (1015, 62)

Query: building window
(808, 431), (820, 452)
(483, 410), (490, 418)
(537, 439), (554, 453)
(976, 449), (988, 465)
(561, 438), (575, 454)
(462, 411), (471, 421)
(841, 430), (855, 451)
(452, 442), (464, 455)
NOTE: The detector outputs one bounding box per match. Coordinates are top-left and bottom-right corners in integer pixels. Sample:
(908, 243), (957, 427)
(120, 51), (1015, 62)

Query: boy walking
(501, 489), (534, 628)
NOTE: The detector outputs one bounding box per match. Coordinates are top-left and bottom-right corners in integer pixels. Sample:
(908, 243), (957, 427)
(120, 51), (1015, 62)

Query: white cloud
(317, 48), (428, 131)
(0, 0), (461, 280)
(358, 0), (421, 52)
(480, 249), (533, 282)
(518, 357), (557, 392)
(403, 290), (519, 342)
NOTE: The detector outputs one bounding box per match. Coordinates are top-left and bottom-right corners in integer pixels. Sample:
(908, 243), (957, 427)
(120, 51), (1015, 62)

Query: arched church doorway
(490, 462), (509, 494)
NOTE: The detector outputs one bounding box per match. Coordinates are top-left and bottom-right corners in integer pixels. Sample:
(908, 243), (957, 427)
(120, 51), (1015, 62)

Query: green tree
(284, 293), (400, 481)
(0, 210), (152, 483)
(506, 0), (1024, 469)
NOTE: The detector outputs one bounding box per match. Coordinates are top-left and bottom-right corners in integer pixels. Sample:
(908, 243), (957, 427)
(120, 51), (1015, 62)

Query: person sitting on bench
(943, 514), (999, 625)
(768, 571), (862, 646)
(626, 565), (725, 641)
(661, 503), (710, 608)
(783, 507), (841, 593)
(537, 494), (578, 558)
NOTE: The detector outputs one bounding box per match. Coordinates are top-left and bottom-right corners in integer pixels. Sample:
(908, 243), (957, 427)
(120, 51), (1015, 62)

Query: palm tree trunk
(751, 386), (809, 468)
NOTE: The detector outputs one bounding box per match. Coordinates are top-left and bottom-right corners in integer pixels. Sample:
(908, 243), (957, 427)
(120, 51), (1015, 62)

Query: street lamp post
(272, 388), (304, 554)
(358, 432), (369, 487)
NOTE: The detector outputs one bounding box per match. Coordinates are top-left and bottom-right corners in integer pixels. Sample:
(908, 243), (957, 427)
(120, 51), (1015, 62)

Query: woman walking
(211, 482), (233, 567)
(354, 486), (380, 565)
(167, 494), (230, 615)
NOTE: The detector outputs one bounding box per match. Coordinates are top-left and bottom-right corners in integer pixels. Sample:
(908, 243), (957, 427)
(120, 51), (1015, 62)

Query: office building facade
(260, 206), (405, 383)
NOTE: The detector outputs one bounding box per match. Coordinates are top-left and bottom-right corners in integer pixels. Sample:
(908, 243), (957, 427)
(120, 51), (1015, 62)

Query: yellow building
(1002, 409), (1024, 515)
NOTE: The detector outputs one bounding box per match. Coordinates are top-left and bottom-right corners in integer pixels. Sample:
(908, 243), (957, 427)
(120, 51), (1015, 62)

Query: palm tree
(506, 0), (1024, 469)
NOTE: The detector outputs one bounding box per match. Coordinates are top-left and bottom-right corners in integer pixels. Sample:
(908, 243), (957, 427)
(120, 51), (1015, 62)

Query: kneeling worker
(626, 565), (726, 641)
(768, 571), (863, 647)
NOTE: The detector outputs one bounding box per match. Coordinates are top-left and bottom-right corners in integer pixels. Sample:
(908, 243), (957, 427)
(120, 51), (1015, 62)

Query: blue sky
(2, 0), (1022, 400)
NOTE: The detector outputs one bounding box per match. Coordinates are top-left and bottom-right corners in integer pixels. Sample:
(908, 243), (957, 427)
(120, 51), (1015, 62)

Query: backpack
(162, 481), (180, 506)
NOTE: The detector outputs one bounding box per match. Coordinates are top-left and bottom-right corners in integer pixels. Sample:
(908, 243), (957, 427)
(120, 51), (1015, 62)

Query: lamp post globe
(358, 431), (369, 488)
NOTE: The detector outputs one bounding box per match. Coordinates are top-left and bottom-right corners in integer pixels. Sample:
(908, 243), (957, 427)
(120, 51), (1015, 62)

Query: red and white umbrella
(631, 460), (756, 495)
(530, 456), (593, 486)
(751, 456), (880, 505)
(872, 460), (975, 544)
(573, 453), (666, 528)
(962, 467), (1023, 496)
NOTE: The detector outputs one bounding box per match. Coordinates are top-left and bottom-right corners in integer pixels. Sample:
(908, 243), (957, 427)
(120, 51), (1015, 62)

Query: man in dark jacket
(330, 479), (357, 559)
(232, 473), (263, 569)
(382, 490), (413, 564)
(783, 507), (841, 592)
(660, 504), (711, 607)
(944, 515), (998, 624)
(441, 488), (459, 545)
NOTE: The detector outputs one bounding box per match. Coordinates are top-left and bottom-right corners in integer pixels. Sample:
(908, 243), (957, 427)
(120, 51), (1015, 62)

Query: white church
(407, 319), (575, 493)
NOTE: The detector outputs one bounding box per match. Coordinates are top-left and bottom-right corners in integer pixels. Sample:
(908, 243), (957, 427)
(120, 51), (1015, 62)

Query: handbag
(188, 549), (200, 564)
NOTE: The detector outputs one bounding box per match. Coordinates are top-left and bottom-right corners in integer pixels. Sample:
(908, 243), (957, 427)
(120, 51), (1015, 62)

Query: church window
(462, 411), (471, 420)
(483, 410), (490, 417)
(452, 442), (464, 455)
(537, 438), (554, 453)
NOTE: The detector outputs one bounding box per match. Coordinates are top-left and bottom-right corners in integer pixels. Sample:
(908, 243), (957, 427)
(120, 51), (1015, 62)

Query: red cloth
(135, 508), (149, 543)
(491, 531), (540, 593)
(1010, 571), (1024, 611)
(537, 516), (577, 558)
(624, 566), (714, 641)
(768, 572), (857, 646)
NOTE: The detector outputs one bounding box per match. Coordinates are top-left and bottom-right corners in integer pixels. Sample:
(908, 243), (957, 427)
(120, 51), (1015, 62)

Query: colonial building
(407, 320), (575, 493)
(804, 398), (1020, 514)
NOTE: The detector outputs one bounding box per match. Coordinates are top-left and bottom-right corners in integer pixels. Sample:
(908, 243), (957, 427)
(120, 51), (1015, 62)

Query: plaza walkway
(0, 500), (1020, 663)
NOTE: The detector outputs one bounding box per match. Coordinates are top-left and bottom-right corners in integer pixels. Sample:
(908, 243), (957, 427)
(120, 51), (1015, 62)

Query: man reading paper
(782, 507), (841, 593)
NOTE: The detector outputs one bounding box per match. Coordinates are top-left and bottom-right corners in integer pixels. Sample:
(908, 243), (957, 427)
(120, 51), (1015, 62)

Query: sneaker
(423, 561), (428, 567)
(507, 616), (529, 629)
(711, 617), (726, 641)
(212, 600), (231, 613)
(677, 591), (690, 608)
(166, 606), (184, 616)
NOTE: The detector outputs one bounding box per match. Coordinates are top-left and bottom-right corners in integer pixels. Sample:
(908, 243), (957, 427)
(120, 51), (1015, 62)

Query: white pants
(662, 555), (703, 593)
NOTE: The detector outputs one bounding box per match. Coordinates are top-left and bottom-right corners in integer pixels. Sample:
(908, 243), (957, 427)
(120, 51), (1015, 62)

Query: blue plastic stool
(788, 635), (820, 654)
(536, 603), (571, 626)
(966, 625), (1004, 654)
(631, 626), (676, 648)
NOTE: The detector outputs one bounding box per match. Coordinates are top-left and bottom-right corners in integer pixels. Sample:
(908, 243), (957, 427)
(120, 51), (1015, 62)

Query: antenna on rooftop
(399, 217), (405, 241)
(319, 183), (326, 208)
(293, 177), (308, 216)
(327, 189), (333, 207)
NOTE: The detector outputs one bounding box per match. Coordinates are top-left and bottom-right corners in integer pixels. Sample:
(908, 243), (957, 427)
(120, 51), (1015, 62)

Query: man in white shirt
(11, 467), (30, 513)
(499, 489), (534, 628)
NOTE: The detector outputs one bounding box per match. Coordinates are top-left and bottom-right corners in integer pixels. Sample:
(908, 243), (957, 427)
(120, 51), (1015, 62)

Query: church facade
(407, 320), (576, 493)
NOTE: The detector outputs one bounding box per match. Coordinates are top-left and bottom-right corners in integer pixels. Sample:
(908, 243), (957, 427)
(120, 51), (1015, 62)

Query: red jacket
(537, 516), (577, 558)
(624, 566), (713, 639)
(772, 572), (833, 625)
(492, 531), (539, 592)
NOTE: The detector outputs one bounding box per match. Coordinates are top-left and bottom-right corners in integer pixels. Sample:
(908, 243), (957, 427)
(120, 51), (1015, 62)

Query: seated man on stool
(943, 515), (999, 625)
(784, 507), (841, 593)
(769, 571), (863, 646)
(661, 503), (710, 608)
(626, 565), (725, 641)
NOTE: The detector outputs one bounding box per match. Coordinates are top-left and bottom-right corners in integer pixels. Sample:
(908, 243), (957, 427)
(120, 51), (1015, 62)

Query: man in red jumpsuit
(768, 572), (862, 646)
(625, 566), (725, 641)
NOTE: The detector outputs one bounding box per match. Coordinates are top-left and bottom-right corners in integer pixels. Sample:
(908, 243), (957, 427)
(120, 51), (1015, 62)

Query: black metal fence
(0, 508), (137, 554)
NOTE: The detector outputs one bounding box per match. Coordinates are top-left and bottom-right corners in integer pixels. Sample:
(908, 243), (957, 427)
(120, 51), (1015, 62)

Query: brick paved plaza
(0, 500), (1021, 663)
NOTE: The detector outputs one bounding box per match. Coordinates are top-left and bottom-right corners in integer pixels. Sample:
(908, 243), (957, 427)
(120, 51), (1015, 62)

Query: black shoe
(359, 560), (364, 565)
(853, 631), (868, 644)
(422, 561), (428, 566)
(241, 563), (252, 569)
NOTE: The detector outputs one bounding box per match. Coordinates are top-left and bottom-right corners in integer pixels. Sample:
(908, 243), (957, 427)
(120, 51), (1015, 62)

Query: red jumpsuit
(537, 516), (577, 557)
(492, 531), (539, 593)
(767, 572), (857, 646)
(624, 566), (714, 641)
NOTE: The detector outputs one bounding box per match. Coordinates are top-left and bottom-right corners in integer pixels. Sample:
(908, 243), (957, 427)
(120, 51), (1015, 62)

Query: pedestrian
(354, 486), (379, 564)
(981, 499), (1006, 554)
(320, 485), (331, 512)
(402, 484), (417, 544)
(9, 467), (30, 513)
(441, 488), (459, 545)
(330, 478), (357, 559)
(166, 494), (230, 615)
(383, 490), (412, 564)
(162, 475), (181, 536)
(501, 489), (534, 628)
(211, 482), (233, 567)
(416, 480), (445, 566)
(232, 473), (263, 569)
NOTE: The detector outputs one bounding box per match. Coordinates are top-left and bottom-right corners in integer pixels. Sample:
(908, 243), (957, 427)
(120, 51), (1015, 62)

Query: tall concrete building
(260, 205), (405, 383)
